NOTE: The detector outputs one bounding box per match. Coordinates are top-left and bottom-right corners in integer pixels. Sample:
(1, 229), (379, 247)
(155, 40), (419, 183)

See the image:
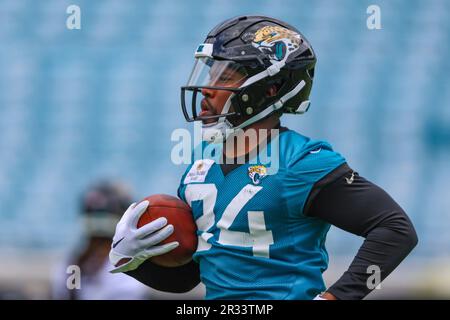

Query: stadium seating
(0, 0), (449, 258)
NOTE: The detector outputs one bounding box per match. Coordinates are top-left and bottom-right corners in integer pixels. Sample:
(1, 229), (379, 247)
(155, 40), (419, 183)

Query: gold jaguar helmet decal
(252, 25), (301, 63)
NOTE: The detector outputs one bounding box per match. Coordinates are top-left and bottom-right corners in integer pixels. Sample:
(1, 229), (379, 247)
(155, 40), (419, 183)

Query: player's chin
(201, 119), (218, 126)
(199, 110), (219, 126)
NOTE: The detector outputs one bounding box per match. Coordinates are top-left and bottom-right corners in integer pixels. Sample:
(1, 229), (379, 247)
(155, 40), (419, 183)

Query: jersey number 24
(185, 184), (274, 258)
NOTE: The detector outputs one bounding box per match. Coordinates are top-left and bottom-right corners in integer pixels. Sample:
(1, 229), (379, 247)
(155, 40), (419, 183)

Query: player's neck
(223, 116), (280, 160)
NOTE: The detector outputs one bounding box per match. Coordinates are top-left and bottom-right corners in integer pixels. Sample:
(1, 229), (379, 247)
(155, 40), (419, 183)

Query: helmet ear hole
(266, 85), (278, 97)
(265, 78), (284, 98)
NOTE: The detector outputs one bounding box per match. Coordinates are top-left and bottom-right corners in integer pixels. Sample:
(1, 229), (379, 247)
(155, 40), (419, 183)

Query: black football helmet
(81, 180), (133, 237)
(181, 15), (316, 143)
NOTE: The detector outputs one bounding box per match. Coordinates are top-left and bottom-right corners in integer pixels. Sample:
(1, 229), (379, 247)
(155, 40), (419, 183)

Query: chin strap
(201, 80), (306, 144)
(240, 60), (286, 87)
(234, 80), (306, 130)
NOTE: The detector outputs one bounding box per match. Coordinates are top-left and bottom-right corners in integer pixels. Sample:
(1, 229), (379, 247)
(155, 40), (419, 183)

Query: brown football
(137, 194), (197, 267)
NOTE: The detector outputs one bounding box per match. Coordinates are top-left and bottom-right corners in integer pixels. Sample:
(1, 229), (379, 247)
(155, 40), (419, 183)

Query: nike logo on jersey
(345, 172), (355, 184)
(112, 237), (125, 248)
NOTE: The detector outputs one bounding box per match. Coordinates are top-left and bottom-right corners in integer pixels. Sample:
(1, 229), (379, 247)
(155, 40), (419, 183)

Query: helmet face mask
(180, 15), (317, 143)
(181, 57), (249, 123)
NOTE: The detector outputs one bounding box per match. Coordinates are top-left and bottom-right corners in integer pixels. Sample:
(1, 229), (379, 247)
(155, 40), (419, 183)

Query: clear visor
(186, 57), (248, 88)
(181, 58), (249, 122)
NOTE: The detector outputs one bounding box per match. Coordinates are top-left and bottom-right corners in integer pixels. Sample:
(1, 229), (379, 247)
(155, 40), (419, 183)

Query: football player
(52, 180), (150, 299)
(109, 15), (418, 300)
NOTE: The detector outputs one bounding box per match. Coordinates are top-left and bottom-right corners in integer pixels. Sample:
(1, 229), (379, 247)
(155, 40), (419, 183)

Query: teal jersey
(177, 129), (346, 299)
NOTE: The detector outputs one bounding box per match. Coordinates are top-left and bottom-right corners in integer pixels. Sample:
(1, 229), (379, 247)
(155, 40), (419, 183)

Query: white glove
(109, 200), (179, 273)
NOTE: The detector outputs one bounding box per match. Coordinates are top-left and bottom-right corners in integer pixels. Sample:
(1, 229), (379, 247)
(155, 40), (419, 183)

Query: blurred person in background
(51, 180), (151, 300)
